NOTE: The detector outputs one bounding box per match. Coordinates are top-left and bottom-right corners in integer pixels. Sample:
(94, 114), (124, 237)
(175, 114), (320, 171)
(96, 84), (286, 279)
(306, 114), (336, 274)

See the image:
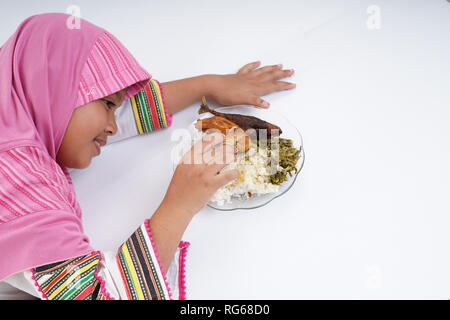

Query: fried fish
(198, 96), (282, 139)
(195, 116), (251, 153)
(194, 115), (238, 135)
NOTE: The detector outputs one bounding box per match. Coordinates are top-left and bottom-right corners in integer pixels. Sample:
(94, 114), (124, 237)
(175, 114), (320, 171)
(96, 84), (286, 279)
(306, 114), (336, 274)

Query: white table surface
(2, 0), (450, 299)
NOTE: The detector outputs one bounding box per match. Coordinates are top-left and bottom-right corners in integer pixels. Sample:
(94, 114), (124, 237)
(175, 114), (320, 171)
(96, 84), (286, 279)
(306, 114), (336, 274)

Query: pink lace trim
(30, 268), (49, 300)
(144, 219), (174, 300)
(93, 251), (115, 300)
(178, 241), (190, 300)
(153, 79), (173, 127)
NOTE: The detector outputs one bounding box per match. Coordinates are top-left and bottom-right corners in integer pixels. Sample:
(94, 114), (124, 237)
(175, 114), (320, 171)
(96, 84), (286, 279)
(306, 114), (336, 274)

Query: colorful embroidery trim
(116, 223), (169, 300)
(131, 79), (170, 133)
(32, 252), (102, 300)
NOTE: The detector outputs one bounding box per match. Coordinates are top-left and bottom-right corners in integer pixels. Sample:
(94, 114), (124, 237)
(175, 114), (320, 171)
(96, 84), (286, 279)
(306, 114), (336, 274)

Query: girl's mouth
(93, 140), (101, 155)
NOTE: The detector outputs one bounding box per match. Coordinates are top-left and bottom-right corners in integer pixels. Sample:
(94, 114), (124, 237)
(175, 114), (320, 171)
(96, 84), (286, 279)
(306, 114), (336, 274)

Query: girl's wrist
(158, 197), (197, 220)
(161, 74), (221, 114)
(201, 74), (223, 102)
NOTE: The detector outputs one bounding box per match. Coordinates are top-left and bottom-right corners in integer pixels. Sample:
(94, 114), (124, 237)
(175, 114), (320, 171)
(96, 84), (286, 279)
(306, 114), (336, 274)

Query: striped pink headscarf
(0, 13), (151, 280)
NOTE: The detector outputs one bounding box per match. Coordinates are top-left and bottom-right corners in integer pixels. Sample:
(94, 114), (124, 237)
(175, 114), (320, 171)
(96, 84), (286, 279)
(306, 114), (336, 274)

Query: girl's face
(56, 89), (126, 169)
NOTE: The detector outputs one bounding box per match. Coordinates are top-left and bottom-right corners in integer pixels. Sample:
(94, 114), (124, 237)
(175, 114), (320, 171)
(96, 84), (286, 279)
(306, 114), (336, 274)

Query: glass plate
(174, 105), (305, 211)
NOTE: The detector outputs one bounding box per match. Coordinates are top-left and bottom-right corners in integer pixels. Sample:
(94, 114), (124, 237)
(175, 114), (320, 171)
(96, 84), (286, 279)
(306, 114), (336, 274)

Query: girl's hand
(161, 132), (239, 217)
(208, 61), (296, 109)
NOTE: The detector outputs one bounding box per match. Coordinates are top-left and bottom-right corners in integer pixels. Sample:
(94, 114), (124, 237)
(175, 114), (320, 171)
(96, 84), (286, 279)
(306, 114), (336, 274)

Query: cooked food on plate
(194, 97), (302, 206)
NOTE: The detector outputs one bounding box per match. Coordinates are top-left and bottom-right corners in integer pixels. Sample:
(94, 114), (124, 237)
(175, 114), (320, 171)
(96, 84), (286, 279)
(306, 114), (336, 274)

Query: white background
(1, 0), (449, 299)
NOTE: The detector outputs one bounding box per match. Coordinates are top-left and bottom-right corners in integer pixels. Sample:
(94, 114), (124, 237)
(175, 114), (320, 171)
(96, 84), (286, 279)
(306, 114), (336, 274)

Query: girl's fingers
(237, 61), (261, 74)
(270, 69), (295, 81)
(182, 131), (224, 164)
(272, 81), (297, 91)
(252, 64), (283, 76)
(242, 79), (295, 108)
(242, 82), (295, 108)
(204, 143), (237, 173)
(214, 169), (240, 187)
(243, 95), (270, 108)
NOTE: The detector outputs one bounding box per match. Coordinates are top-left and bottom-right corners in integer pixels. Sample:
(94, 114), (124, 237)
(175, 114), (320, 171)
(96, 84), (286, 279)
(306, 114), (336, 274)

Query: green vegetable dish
(255, 137), (302, 186)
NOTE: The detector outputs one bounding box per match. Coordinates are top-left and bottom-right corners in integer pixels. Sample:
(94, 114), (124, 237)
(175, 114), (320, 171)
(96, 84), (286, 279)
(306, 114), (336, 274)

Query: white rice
(210, 142), (280, 206)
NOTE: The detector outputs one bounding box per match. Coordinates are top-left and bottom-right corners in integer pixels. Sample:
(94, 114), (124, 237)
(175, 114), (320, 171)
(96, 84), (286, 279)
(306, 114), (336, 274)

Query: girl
(0, 13), (295, 300)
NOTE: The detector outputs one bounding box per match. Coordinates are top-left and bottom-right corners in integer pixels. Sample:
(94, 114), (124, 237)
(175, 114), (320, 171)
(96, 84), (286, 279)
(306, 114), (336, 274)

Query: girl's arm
(150, 62), (296, 271)
(105, 61), (295, 145)
(161, 75), (214, 115)
(149, 131), (238, 273)
(161, 61), (296, 114)
(148, 201), (193, 274)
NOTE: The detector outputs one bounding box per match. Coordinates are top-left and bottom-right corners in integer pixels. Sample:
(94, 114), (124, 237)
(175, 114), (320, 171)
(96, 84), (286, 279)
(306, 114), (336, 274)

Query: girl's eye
(103, 100), (116, 110)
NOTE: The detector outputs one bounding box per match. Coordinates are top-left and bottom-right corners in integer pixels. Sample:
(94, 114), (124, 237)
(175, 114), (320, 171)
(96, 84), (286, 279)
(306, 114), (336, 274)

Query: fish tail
(199, 96), (212, 114)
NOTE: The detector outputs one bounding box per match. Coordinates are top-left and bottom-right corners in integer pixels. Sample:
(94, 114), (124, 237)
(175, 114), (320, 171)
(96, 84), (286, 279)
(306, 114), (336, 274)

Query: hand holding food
(163, 131), (240, 216)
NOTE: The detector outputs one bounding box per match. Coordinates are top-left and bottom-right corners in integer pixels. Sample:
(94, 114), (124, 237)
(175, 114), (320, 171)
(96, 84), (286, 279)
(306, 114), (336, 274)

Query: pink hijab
(0, 13), (151, 280)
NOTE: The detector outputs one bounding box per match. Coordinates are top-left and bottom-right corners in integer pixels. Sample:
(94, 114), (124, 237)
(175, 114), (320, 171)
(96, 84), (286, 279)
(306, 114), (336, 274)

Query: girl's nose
(105, 113), (118, 136)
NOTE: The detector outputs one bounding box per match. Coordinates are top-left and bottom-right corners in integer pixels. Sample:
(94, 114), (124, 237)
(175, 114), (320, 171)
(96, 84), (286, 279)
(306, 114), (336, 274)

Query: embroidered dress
(0, 13), (189, 300)
(0, 82), (189, 300)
